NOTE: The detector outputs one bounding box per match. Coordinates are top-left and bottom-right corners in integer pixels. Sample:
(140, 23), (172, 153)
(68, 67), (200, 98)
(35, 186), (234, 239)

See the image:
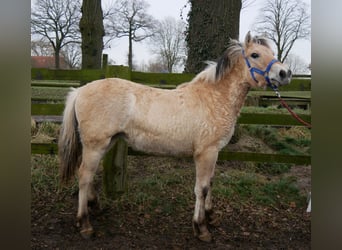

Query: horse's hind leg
(77, 143), (108, 239)
(192, 147), (218, 242)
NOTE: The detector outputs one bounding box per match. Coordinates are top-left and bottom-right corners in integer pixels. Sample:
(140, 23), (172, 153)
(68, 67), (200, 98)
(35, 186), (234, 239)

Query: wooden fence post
(101, 65), (132, 199)
(103, 137), (128, 199)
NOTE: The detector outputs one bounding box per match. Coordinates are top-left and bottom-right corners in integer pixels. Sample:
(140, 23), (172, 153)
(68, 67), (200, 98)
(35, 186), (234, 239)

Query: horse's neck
(218, 76), (250, 116)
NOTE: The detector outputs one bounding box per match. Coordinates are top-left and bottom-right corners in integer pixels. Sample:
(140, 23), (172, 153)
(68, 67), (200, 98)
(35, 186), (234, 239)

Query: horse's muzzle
(269, 64), (292, 86)
(279, 69), (292, 80)
(278, 69), (292, 85)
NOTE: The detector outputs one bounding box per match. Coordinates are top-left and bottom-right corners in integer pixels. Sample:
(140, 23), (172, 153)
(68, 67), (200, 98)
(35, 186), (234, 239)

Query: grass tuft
(242, 125), (311, 155)
(214, 168), (305, 207)
(255, 162), (292, 176)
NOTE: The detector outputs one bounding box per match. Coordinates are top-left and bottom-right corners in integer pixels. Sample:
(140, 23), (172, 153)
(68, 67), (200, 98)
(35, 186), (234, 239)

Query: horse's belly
(127, 132), (194, 156)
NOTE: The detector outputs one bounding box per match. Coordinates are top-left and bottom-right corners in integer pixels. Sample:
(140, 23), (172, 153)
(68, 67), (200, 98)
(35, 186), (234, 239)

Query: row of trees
(31, 0), (310, 73)
(31, 0), (186, 72)
(31, 0), (81, 69)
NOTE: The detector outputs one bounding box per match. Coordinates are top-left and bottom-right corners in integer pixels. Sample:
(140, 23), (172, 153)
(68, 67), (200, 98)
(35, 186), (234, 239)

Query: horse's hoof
(88, 199), (99, 209)
(207, 210), (222, 227)
(209, 216), (221, 227)
(209, 213), (222, 227)
(80, 227), (94, 239)
(198, 231), (212, 242)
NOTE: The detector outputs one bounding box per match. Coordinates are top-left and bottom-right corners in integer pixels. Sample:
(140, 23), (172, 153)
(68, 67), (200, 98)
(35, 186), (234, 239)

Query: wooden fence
(31, 64), (311, 198)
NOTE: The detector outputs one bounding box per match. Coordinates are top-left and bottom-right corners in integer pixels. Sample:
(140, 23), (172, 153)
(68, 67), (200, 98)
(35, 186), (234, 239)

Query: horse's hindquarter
(75, 79), (140, 145)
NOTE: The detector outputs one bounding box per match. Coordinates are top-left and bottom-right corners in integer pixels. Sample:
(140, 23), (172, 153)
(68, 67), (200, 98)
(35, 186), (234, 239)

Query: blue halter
(242, 49), (279, 91)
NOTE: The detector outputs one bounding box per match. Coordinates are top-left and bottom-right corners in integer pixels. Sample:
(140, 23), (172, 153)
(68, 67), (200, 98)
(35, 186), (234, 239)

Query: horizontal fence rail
(31, 99), (311, 127)
(31, 112), (311, 126)
(31, 80), (81, 88)
(31, 142), (311, 165)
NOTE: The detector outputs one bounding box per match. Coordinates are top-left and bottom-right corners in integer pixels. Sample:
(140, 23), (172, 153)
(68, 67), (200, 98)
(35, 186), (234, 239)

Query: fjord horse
(59, 32), (291, 242)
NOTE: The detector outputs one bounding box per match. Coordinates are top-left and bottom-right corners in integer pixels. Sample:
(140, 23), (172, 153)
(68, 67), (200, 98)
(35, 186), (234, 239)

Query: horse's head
(242, 32), (292, 89)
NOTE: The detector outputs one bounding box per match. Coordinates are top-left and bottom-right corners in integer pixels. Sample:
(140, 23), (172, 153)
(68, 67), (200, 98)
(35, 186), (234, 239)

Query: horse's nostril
(288, 69), (292, 77)
(279, 70), (286, 79)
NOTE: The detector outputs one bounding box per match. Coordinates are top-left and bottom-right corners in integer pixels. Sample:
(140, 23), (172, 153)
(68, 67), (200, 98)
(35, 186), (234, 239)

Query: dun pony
(59, 32), (292, 242)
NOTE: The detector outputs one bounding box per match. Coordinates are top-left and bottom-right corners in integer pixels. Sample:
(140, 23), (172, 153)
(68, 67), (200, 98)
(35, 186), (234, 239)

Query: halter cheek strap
(242, 50), (279, 89)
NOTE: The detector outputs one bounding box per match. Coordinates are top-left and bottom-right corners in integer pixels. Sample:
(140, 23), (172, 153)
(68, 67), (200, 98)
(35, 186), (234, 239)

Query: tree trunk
(54, 49), (60, 69)
(128, 29), (133, 69)
(185, 0), (242, 73)
(79, 0), (104, 70)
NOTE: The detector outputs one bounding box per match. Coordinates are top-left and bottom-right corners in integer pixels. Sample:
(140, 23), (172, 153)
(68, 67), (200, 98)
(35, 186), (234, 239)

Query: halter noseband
(242, 49), (279, 91)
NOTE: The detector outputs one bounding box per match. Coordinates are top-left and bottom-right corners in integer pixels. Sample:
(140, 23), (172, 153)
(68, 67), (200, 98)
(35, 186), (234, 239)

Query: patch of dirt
(227, 133), (275, 154)
(285, 165), (311, 196)
(31, 156), (311, 249)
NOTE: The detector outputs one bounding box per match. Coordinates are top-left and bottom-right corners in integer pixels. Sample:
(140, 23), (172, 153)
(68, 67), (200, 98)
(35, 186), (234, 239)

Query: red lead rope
(277, 95), (312, 128)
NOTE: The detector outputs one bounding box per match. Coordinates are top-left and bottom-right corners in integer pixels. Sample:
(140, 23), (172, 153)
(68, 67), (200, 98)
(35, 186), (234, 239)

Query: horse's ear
(244, 31), (252, 46)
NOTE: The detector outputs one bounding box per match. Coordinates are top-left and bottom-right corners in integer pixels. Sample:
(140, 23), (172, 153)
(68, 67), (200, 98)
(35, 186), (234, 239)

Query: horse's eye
(251, 53), (259, 59)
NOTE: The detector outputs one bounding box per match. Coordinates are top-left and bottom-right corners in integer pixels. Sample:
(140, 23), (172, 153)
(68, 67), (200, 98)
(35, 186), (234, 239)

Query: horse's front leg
(192, 147), (218, 242)
(203, 180), (220, 227)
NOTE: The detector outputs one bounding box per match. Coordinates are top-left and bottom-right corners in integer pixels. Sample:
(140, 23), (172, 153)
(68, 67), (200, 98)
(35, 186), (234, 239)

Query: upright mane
(215, 39), (243, 81)
(188, 35), (271, 85)
(251, 36), (271, 49)
(188, 39), (242, 84)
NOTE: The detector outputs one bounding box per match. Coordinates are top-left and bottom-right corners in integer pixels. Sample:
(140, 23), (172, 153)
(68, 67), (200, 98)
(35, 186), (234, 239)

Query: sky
(31, 0), (311, 68)
(102, 0), (311, 68)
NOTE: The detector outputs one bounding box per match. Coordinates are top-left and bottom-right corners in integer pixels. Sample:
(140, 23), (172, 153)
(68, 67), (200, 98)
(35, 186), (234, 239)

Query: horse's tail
(58, 88), (82, 184)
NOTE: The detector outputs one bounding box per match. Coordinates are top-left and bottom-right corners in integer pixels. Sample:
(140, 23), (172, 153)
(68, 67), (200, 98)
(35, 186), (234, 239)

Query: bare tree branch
(284, 54), (311, 74)
(31, 38), (54, 56)
(60, 43), (82, 69)
(253, 0), (310, 63)
(149, 17), (186, 73)
(31, 0), (81, 68)
(105, 0), (156, 69)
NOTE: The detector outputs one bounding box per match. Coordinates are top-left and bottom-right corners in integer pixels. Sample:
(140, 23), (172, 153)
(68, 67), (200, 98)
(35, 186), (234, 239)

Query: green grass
(214, 169), (304, 207)
(254, 176), (304, 207)
(31, 155), (59, 194)
(241, 105), (310, 115)
(31, 121), (60, 143)
(31, 86), (70, 102)
(112, 164), (194, 215)
(31, 153), (307, 220)
(255, 162), (292, 176)
(31, 155), (78, 197)
(242, 124), (311, 156)
(36, 122), (60, 136)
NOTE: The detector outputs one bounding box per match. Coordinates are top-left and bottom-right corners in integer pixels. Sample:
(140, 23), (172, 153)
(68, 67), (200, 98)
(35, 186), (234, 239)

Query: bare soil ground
(31, 133), (311, 249)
